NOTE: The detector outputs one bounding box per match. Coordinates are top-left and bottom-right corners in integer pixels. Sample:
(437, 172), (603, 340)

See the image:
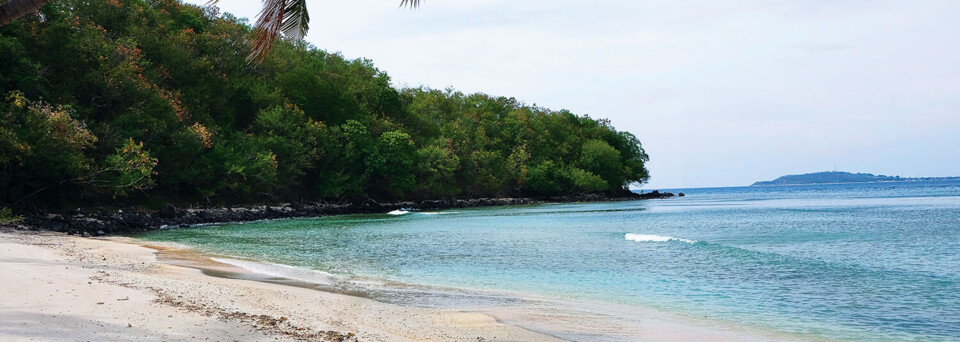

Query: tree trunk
(0, 0), (54, 26)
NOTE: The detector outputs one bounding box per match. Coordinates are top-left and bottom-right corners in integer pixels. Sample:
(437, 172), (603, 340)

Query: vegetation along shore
(0, 0), (653, 222)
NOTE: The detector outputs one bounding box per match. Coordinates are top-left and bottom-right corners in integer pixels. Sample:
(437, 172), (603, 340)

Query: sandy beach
(0, 228), (807, 342)
(0, 229), (566, 341)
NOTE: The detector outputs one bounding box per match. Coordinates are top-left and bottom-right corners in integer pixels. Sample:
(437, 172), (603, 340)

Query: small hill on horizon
(752, 171), (901, 186)
(753, 171), (960, 186)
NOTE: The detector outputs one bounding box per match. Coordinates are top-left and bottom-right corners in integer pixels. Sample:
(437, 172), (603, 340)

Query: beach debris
(96, 302), (104, 305)
(117, 297), (129, 301)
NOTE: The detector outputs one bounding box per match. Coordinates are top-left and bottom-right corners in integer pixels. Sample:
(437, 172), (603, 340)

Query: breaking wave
(388, 210), (459, 216)
(624, 233), (697, 244)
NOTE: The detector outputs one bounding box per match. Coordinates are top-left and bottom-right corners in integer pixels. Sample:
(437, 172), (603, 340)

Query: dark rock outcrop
(20, 191), (675, 236)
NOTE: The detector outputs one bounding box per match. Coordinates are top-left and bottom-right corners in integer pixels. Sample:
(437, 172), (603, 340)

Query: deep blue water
(139, 180), (960, 341)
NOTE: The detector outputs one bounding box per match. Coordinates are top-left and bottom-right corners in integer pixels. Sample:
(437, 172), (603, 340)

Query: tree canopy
(0, 0), (650, 209)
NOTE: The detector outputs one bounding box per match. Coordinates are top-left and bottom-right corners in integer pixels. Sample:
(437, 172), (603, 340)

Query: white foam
(388, 210), (411, 215)
(211, 257), (343, 285)
(624, 233), (697, 244)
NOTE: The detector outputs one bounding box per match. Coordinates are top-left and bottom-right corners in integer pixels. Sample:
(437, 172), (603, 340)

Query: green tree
(250, 105), (325, 190)
(524, 160), (564, 196)
(415, 140), (460, 197)
(563, 166), (607, 192)
(0, 0), (651, 208)
(0, 92), (158, 202)
(0, 92), (97, 203)
(374, 130), (417, 197)
(91, 138), (159, 197)
(578, 139), (622, 190)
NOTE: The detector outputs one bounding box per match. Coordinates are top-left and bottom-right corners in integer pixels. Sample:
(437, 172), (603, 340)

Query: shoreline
(2, 228), (815, 342)
(0, 229), (566, 341)
(15, 192), (675, 237)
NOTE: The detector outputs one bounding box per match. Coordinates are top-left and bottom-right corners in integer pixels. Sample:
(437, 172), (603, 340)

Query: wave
(624, 233), (697, 244)
(211, 257), (344, 285)
(388, 210), (459, 216)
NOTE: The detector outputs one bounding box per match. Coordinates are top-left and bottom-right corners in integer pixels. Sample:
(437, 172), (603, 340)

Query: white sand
(0, 230), (561, 341)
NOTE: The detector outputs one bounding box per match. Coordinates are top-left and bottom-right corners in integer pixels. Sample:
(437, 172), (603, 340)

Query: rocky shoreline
(13, 191), (675, 236)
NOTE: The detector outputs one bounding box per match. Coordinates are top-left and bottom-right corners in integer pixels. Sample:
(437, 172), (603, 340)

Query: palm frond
(249, 0), (287, 62)
(281, 0), (310, 41)
(248, 0), (420, 63)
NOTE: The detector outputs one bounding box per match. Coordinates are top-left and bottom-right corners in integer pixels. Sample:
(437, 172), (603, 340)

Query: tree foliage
(0, 0), (650, 208)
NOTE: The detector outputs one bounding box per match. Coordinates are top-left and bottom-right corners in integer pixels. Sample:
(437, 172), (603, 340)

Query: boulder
(159, 204), (178, 218)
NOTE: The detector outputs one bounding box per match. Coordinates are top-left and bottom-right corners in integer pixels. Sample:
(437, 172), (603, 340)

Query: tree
(0, 92), (98, 203)
(0, 93), (157, 202)
(415, 140), (460, 197)
(578, 139), (622, 189)
(563, 166), (607, 192)
(374, 130), (417, 197)
(89, 138), (159, 197)
(0, 0), (651, 208)
(250, 105), (325, 189)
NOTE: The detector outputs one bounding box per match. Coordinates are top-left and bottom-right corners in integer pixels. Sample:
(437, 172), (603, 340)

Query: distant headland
(752, 171), (960, 186)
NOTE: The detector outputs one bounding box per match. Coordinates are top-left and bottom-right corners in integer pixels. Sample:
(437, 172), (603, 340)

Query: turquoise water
(139, 181), (960, 341)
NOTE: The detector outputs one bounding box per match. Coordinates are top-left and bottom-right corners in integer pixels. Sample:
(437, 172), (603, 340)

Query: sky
(190, 0), (960, 188)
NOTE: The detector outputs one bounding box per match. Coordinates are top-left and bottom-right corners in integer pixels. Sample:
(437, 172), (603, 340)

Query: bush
(0, 207), (23, 224)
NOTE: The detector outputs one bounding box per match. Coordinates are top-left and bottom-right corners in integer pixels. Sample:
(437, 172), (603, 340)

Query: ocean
(138, 180), (960, 341)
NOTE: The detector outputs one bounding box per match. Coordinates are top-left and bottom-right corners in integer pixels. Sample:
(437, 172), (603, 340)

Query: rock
(159, 204), (177, 218)
(678, 192), (685, 197)
(19, 192), (676, 234)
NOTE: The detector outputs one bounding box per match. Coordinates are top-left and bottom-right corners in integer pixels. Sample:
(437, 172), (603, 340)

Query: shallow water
(139, 180), (960, 341)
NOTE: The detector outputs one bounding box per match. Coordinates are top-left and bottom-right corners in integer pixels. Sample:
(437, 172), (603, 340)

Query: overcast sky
(192, 0), (960, 188)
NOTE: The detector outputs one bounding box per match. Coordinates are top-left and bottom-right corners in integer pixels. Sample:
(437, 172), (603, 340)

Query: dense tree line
(0, 0), (649, 209)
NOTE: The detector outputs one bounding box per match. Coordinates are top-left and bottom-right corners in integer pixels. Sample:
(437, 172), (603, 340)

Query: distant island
(752, 171), (960, 186)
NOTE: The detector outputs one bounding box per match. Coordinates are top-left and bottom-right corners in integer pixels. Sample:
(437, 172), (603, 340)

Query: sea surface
(139, 181), (960, 341)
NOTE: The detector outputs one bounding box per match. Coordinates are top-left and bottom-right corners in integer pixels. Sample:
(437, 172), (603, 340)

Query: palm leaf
(248, 0), (421, 63)
(249, 0), (288, 62)
(281, 0), (310, 41)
